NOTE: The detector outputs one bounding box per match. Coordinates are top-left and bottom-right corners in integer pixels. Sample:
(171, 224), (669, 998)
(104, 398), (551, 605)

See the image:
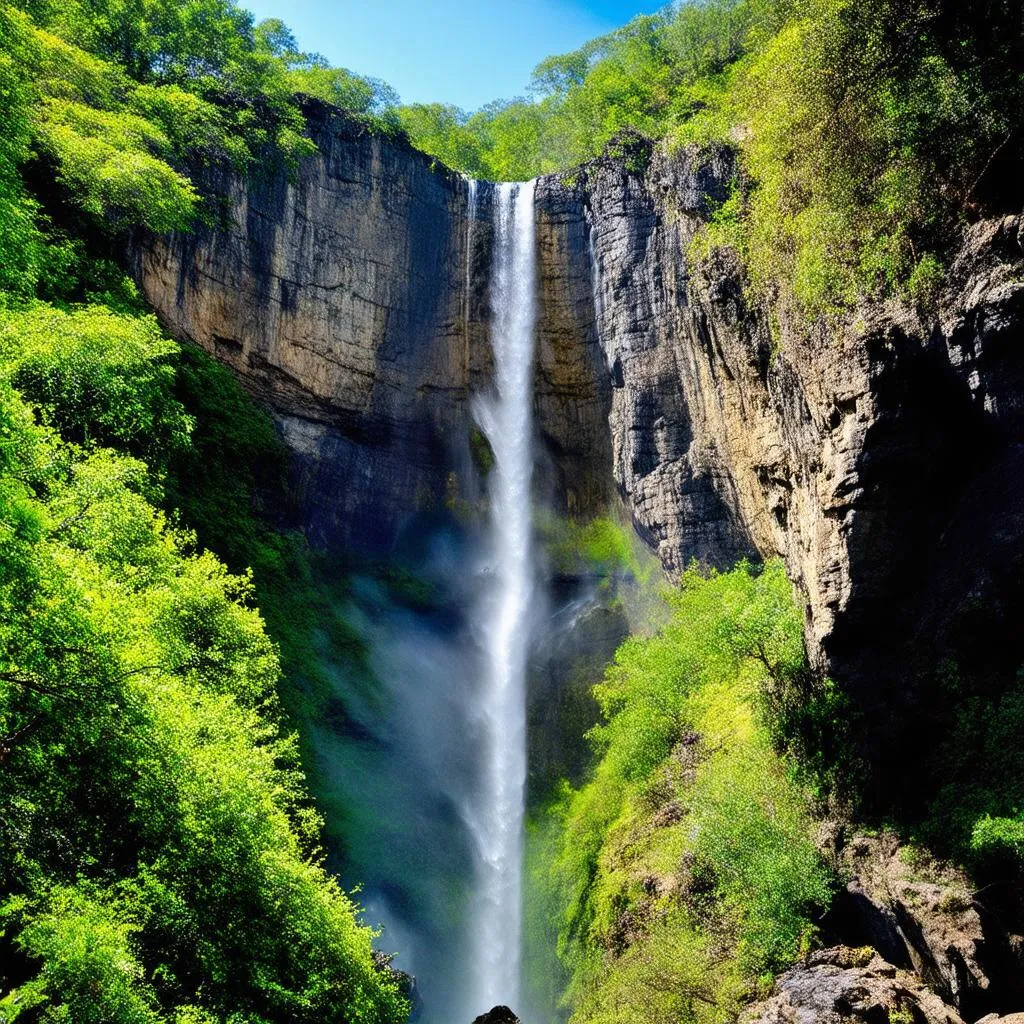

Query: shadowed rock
(471, 1007), (519, 1024)
(741, 946), (966, 1024)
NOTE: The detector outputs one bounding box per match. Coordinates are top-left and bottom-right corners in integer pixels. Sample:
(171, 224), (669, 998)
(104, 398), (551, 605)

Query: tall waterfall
(467, 179), (538, 1015)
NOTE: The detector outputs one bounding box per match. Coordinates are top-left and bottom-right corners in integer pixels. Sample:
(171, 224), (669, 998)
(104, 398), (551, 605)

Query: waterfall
(466, 179), (538, 1015)
(465, 178), (478, 337)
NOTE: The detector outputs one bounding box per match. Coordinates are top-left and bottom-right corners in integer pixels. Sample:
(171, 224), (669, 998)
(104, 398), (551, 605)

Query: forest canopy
(396, 0), (1024, 313)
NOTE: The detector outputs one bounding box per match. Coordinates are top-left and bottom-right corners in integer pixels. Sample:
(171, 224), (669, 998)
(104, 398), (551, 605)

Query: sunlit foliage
(0, 304), (409, 1023)
(529, 562), (833, 1024)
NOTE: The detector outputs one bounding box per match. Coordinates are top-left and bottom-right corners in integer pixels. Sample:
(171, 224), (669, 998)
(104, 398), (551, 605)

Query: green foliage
(399, 0), (1022, 318)
(0, 303), (193, 463)
(0, 9), (46, 295)
(0, 307), (409, 1022)
(34, 95), (200, 231)
(534, 561), (832, 1023)
(683, 0), (1024, 313)
(394, 103), (488, 178)
(971, 814), (1024, 864)
(163, 343), (288, 571)
(398, 1), (782, 180)
(6, 885), (163, 1024)
(542, 515), (640, 581)
(0, 0), (413, 259)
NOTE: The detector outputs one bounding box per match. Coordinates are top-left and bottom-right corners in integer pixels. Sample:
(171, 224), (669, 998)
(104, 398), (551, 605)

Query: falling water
(465, 178), (478, 335)
(466, 179), (538, 1015)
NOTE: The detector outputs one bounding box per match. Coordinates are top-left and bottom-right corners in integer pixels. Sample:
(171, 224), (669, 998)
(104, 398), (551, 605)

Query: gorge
(4, 2), (1024, 1021)
(133, 98), (1024, 797)
(128, 101), (1024, 1021)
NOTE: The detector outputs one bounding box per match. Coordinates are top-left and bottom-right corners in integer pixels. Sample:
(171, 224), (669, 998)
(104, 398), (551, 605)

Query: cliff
(132, 99), (612, 554)
(132, 101), (1024, 788)
(572, 137), (1024, 792)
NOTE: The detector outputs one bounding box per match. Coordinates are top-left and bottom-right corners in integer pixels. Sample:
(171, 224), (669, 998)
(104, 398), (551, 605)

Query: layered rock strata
(133, 102), (1024, 766)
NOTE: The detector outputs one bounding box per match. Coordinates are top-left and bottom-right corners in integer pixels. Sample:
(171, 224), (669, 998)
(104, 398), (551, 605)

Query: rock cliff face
(132, 102), (1024, 780)
(572, 138), (1024, 780)
(132, 99), (613, 554)
(133, 101), (476, 552)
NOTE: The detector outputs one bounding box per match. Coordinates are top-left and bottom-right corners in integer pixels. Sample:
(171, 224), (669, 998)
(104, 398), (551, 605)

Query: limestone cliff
(131, 99), (612, 554)
(132, 101), (1024, 787)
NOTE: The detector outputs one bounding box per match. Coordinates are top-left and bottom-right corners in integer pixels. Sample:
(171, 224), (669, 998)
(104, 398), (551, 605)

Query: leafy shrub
(972, 814), (1024, 864)
(542, 515), (640, 581)
(535, 561), (832, 1023)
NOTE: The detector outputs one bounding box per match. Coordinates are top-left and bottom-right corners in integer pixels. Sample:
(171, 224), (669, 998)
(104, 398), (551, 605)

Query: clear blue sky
(240, 0), (667, 110)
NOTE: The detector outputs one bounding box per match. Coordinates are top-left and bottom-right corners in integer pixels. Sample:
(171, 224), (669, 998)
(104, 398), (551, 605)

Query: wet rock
(471, 1006), (519, 1024)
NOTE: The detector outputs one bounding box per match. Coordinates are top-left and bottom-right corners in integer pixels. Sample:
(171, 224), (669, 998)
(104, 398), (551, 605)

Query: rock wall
(133, 103), (1024, 776)
(133, 100), (478, 552)
(132, 99), (613, 554)
(571, 137), (1024, 774)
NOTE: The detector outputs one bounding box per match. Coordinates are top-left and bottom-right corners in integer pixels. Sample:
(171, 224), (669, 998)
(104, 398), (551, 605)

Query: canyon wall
(132, 101), (1024, 768)
(132, 99), (613, 554)
(573, 136), (1024, 764)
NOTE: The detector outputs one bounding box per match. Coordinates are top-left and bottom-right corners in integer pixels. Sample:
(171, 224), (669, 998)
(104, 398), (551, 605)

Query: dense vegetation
(399, 0), (1024, 313)
(0, 1), (417, 1020)
(0, 303), (408, 1022)
(525, 562), (836, 1024)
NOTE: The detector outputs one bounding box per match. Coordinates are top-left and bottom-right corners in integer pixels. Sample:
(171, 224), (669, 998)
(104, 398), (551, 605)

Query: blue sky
(240, 0), (666, 110)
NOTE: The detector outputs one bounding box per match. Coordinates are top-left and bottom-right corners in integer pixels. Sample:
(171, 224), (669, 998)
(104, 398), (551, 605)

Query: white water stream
(465, 179), (538, 1016)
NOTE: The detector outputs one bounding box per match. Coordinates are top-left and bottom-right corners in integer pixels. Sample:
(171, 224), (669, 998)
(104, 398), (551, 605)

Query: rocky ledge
(743, 827), (1024, 1024)
(471, 1008), (519, 1024)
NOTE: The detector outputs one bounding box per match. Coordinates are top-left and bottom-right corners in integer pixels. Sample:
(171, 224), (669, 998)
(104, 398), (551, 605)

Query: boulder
(471, 1007), (520, 1024)
(741, 946), (965, 1024)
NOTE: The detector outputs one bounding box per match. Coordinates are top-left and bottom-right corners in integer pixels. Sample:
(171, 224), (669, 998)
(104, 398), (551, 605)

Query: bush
(535, 561), (832, 1023)
(0, 303), (193, 463)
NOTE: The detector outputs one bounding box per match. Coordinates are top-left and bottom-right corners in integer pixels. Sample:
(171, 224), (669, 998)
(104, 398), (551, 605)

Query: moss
(539, 513), (647, 584)
(469, 424), (495, 475)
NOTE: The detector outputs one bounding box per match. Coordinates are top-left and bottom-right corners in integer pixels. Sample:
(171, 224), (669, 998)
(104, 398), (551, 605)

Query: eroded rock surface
(573, 138), (1024, 775)
(818, 829), (992, 1017)
(132, 100), (613, 553)
(133, 105), (1024, 772)
(741, 947), (965, 1024)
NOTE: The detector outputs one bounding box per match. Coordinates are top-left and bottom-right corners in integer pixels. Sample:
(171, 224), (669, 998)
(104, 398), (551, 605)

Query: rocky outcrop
(574, 139), (758, 575)
(132, 101), (478, 553)
(818, 829), (997, 1017)
(741, 946), (965, 1024)
(470, 1007), (519, 1024)
(570, 139), (1024, 779)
